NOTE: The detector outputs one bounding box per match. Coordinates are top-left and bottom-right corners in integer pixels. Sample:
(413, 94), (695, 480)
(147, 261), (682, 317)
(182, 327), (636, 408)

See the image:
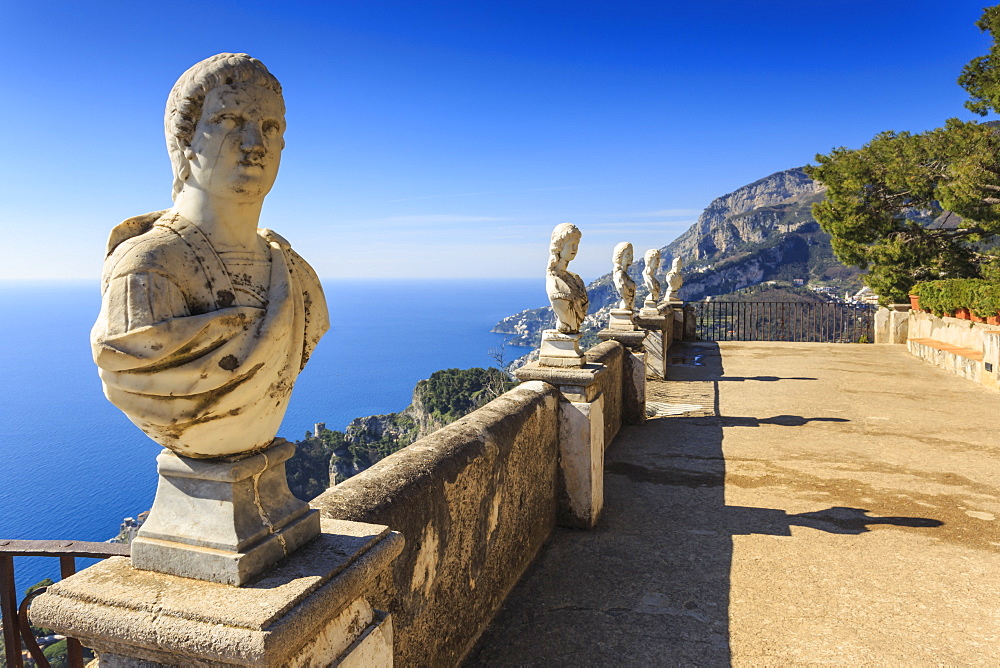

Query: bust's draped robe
(92, 212), (329, 458)
(545, 269), (588, 333)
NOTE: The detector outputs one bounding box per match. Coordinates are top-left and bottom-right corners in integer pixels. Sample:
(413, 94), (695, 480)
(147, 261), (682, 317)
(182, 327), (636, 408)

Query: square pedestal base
(608, 308), (637, 331)
(539, 329), (585, 368)
(132, 439), (320, 586)
(639, 299), (660, 317)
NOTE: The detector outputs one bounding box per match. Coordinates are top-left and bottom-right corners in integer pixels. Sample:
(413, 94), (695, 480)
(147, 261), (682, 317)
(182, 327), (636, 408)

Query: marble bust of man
(91, 53), (329, 459)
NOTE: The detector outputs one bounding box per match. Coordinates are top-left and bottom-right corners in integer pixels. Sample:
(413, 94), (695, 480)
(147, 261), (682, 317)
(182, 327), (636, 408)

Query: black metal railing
(692, 301), (877, 343)
(1, 540), (129, 668)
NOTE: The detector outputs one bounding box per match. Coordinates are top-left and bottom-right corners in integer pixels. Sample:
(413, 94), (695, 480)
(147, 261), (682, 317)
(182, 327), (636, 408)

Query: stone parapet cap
(597, 329), (646, 351)
(31, 518), (403, 666)
(515, 361), (608, 402)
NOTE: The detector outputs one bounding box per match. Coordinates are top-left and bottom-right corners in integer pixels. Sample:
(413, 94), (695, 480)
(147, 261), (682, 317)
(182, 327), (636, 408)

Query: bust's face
(621, 248), (632, 268)
(185, 84), (285, 201)
(560, 236), (579, 263)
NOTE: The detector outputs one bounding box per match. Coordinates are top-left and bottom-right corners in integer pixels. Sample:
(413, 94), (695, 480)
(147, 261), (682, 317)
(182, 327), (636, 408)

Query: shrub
(911, 278), (1000, 317)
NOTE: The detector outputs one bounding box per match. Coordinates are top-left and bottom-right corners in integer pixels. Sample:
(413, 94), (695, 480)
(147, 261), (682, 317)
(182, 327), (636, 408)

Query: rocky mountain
(493, 167), (862, 348)
(669, 168), (824, 260)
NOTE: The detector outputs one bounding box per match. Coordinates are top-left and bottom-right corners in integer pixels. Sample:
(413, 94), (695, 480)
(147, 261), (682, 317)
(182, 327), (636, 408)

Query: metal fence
(692, 301), (877, 343)
(1, 540), (129, 668)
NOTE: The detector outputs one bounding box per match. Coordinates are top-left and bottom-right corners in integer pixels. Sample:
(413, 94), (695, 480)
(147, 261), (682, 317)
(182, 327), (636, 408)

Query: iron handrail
(1, 540), (130, 668)
(692, 300), (877, 343)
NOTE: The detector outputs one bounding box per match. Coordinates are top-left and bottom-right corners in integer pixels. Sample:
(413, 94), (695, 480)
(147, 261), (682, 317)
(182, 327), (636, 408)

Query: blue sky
(1, 1), (995, 281)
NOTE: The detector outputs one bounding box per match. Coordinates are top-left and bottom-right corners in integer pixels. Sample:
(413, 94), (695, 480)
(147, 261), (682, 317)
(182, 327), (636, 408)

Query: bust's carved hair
(165, 53), (284, 200)
(644, 248), (660, 268)
(612, 241), (633, 268)
(548, 223), (582, 271)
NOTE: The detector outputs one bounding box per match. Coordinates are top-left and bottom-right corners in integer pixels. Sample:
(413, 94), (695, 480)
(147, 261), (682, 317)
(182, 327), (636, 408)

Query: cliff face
(668, 168), (824, 261)
(492, 167), (858, 348)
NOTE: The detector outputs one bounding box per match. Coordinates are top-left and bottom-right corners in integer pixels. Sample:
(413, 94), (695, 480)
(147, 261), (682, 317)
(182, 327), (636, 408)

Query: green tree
(805, 6), (1000, 302)
(806, 120), (1000, 302)
(959, 5), (1000, 116)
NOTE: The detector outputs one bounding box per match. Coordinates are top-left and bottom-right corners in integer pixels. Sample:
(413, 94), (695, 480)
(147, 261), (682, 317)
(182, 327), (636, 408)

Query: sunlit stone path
(470, 341), (1000, 666)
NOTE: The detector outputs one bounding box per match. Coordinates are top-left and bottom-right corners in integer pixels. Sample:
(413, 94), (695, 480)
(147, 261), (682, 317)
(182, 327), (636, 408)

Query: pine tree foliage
(805, 5), (1000, 303)
(959, 6), (1000, 117)
(806, 120), (1000, 302)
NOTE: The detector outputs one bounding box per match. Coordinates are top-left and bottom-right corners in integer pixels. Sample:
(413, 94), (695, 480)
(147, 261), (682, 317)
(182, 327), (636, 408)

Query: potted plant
(911, 279), (1000, 323)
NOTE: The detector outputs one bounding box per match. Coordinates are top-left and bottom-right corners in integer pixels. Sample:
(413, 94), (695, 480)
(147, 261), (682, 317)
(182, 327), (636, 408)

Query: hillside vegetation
(285, 366), (514, 501)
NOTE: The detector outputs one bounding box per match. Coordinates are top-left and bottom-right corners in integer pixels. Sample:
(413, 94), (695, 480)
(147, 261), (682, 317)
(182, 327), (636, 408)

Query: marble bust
(642, 248), (662, 309)
(608, 241), (637, 331)
(539, 223), (589, 367)
(664, 256), (684, 303)
(546, 223), (588, 334)
(612, 242), (636, 310)
(91, 54), (329, 460)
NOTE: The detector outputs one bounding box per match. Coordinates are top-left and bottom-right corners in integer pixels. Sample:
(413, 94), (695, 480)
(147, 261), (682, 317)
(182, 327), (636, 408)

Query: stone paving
(468, 341), (1000, 666)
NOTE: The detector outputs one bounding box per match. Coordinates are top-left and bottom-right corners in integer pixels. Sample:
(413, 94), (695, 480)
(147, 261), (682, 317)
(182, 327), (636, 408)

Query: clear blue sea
(0, 279), (541, 597)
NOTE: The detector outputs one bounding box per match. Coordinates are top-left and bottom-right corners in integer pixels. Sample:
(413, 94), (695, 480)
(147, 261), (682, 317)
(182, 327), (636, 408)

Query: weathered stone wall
(311, 381), (560, 666)
(908, 310), (1000, 351)
(585, 340), (623, 447)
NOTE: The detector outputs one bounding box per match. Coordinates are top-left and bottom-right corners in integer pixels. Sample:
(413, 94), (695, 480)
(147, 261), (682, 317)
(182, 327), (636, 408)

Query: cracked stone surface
(467, 341), (1000, 666)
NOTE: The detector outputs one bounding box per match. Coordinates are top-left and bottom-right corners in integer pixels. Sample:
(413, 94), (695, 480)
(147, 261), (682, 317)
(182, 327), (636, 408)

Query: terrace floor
(469, 341), (1000, 666)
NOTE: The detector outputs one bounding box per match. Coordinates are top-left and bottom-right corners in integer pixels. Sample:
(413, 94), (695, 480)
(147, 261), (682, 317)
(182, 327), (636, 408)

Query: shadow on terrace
(467, 341), (1000, 666)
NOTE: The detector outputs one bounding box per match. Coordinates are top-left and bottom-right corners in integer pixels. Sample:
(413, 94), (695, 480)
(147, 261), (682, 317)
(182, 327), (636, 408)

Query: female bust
(546, 223), (588, 334)
(643, 248), (662, 303)
(665, 256), (684, 301)
(612, 241), (636, 311)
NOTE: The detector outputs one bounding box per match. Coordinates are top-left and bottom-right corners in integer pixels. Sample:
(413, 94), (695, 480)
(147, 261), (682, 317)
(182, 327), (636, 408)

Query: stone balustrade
(309, 338), (642, 664)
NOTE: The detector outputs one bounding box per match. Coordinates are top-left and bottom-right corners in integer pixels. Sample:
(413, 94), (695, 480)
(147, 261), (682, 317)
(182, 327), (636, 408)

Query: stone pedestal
(515, 362), (607, 528)
(132, 439), (320, 586)
(639, 297), (660, 318)
(608, 308), (637, 331)
(635, 313), (670, 380)
(874, 303), (910, 344)
(683, 304), (696, 340)
(597, 329), (647, 426)
(539, 329), (585, 368)
(656, 302), (683, 341)
(31, 518), (403, 667)
(661, 302), (691, 341)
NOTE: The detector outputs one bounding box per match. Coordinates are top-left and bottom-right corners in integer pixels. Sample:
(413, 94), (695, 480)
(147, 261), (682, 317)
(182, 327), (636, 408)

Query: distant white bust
(643, 248), (661, 304)
(91, 54), (329, 459)
(664, 256), (684, 302)
(546, 223), (588, 334)
(612, 242), (636, 311)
